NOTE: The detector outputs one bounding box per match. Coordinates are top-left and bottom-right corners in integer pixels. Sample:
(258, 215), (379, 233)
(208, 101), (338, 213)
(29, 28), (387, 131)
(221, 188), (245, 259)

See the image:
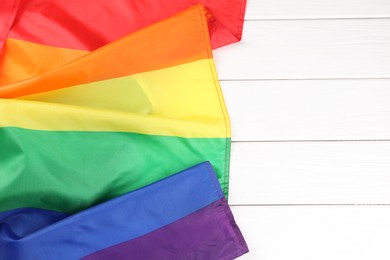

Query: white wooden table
(214, 1), (390, 259)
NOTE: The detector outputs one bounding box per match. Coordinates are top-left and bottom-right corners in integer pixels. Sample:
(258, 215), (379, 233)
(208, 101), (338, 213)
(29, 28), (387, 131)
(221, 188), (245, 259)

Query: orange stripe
(0, 38), (88, 85)
(0, 5), (211, 98)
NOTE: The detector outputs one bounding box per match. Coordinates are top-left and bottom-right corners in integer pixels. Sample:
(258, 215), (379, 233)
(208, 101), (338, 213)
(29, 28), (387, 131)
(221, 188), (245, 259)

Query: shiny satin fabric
(0, 5), (232, 214)
(1, 0), (246, 85)
(6, 0), (246, 50)
(0, 2), (247, 259)
(0, 162), (249, 259)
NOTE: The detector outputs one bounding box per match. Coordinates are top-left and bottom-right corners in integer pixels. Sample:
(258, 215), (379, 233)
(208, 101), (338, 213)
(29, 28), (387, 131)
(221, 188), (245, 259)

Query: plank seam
(231, 139), (390, 143)
(230, 204), (390, 207)
(220, 77), (390, 82)
(244, 17), (390, 21)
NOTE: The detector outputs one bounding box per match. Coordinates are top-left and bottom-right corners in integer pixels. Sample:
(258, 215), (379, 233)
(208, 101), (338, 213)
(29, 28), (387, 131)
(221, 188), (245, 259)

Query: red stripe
(8, 0), (246, 50)
(0, 0), (20, 53)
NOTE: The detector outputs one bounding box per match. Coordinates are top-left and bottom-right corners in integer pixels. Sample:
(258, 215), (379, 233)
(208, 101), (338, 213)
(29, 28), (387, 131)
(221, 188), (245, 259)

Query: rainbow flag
(0, 1), (248, 259)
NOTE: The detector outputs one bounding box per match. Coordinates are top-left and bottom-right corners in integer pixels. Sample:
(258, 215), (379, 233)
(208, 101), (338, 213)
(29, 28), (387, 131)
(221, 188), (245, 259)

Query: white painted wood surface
(246, 0), (390, 19)
(231, 206), (390, 260)
(229, 141), (390, 205)
(214, 19), (390, 80)
(222, 80), (390, 141)
(220, 1), (390, 259)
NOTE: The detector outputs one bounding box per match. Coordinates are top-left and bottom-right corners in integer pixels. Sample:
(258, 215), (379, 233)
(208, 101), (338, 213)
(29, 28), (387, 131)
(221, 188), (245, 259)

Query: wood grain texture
(231, 206), (390, 260)
(246, 0), (390, 19)
(228, 141), (390, 205)
(221, 2), (390, 259)
(221, 80), (390, 141)
(214, 19), (390, 80)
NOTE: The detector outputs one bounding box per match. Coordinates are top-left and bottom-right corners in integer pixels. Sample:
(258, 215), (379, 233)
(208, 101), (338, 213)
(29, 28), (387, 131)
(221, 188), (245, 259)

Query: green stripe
(0, 127), (230, 214)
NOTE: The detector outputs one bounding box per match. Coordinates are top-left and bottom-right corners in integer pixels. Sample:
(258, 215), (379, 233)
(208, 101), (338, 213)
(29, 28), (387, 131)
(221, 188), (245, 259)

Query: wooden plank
(214, 19), (390, 80)
(231, 205), (390, 260)
(228, 141), (390, 205)
(246, 0), (390, 20)
(221, 80), (390, 141)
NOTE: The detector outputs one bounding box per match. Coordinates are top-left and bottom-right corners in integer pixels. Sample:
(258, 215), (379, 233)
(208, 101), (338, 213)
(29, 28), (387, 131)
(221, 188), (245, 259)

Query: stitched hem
(197, 4), (232, 199)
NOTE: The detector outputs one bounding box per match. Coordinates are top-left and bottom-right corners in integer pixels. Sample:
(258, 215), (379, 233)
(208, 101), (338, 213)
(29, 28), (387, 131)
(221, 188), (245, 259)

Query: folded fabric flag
(0, 2), (248, 258)
(0, 162), (249, 259)
(0, 5), (231, 214)
(0, 0), (246, 85)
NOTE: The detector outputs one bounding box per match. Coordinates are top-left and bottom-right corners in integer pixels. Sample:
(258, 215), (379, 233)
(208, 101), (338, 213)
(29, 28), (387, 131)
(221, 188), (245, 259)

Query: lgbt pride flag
(0, 1), (248, 259)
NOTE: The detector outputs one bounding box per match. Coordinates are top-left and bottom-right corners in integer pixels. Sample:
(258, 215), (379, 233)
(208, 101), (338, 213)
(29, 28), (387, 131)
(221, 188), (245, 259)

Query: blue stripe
(0, 162), (223, 260)
(0, 208), (68, 239)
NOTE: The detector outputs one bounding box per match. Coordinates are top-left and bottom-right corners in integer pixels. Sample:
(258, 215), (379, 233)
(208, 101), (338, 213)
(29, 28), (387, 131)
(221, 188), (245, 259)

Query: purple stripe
(83, 198), (249, 260)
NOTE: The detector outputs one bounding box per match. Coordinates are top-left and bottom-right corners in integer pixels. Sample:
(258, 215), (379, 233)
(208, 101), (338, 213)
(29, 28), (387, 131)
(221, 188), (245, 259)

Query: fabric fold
(0, 4), (231, 214)
(0, 2), (248, 259)
(0, 162), (249, 260)
(0, 0), (20, 53)
(7, 0), (246, 51)
(0, 0), (246, 85)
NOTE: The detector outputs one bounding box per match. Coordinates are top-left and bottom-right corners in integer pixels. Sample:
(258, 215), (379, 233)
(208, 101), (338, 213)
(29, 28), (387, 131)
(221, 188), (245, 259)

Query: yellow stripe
(1, 59), (230, 138)
(0, 99), (225, 138)
(21, 76), (154, 115)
